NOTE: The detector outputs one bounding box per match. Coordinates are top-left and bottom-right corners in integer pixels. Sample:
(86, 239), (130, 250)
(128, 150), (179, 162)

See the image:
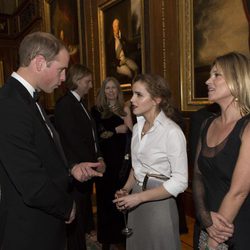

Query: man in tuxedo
(55, 64), (105, 250)
(0, 32), (102, 250)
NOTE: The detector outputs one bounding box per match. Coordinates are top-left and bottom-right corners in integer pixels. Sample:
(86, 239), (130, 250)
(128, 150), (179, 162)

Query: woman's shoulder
(238, 114), (250, 137)
(160, 113), (182, 131)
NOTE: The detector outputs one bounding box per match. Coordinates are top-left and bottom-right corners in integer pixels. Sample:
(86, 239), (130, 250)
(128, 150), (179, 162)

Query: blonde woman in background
(92, 77), (133, 250)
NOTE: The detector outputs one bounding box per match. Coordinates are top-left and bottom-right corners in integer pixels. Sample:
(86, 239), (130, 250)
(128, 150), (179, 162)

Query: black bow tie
(33, 90), (40, 102)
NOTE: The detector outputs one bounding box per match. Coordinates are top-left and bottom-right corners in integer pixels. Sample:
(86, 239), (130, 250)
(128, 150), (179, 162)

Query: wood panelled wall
(0, 0), (195, 217)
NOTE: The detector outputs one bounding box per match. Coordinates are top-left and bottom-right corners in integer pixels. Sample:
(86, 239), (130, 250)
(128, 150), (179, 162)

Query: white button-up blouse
(131, 111), (188, 197)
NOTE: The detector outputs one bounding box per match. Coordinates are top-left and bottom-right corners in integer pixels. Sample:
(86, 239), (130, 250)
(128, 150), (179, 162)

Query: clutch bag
(198, 230), (228, 250)
(142, 173), (169, 191)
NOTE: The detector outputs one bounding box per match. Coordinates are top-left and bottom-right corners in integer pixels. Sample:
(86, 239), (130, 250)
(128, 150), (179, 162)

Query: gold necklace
(141, 122), (152, 137)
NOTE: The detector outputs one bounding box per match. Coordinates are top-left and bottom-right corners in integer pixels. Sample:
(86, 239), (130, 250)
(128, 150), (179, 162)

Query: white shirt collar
(136, 110), (166, 127)
(11, 72), (36, 98)
(70, 90), (81, 102)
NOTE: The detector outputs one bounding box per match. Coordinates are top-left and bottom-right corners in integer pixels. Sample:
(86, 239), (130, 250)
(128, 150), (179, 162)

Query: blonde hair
(213, 52), (250, 115)
(96, 77), (126, 118)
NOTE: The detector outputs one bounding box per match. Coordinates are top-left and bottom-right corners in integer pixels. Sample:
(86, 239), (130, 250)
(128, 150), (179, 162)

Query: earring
(234, 97), (239, 102)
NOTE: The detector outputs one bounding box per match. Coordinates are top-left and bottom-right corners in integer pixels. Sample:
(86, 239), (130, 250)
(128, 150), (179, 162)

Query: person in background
(91, 77), (133, 250)
(55, 64), (105, 250)
(0, 31), (102, 250)
(193, 52), (250, 249)
(114, 74), (188, 250)
(189, 103), (220, 250)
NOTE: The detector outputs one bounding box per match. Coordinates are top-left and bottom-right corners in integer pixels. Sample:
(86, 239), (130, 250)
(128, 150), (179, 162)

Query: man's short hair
(19, 31), (66, 67)
(65, 64), (92, 90)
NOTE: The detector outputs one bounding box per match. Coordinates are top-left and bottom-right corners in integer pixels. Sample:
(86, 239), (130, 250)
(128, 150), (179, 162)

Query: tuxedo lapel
(9, 78), (68, 166)
(68, 92), (99, 153)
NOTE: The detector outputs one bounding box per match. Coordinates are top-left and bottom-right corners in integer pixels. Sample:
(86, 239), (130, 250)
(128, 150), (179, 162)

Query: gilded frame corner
(178, 0), (210, 112)
(0, 61), (4, 87)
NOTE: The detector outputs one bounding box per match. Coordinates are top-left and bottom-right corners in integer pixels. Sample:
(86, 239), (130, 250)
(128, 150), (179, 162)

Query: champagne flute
(116, 189), (133, 237)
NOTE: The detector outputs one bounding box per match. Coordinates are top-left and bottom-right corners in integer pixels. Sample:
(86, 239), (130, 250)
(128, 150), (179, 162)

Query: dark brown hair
(133, 74), (183, 125)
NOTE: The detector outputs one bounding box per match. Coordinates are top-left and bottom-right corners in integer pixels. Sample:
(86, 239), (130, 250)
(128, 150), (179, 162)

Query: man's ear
(34, 55), (46, 72)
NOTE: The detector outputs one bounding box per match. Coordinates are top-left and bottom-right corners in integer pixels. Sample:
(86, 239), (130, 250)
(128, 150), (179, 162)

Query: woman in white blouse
(114, 74), (188, 250)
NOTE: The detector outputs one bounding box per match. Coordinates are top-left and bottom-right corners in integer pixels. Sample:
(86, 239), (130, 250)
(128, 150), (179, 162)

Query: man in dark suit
(55, 64), (105, 250)
(0, 32), (102, 250)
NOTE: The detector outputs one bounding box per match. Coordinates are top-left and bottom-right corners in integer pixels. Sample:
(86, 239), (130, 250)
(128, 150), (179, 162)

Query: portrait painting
(43, 0), (83, 107)
(193, 0), (249, 98)
(49, 0), (80, 64)
(98, 0), (144, 89)
(179, 0), (250, 111)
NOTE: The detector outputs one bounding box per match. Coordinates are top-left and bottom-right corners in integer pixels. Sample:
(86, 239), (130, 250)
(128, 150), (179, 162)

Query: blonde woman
(92, 77), (133, 250)
(193, 52), (250, 249)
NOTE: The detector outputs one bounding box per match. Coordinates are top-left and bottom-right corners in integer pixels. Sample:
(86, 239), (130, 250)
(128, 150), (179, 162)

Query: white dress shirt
(131, 111), (188, 197)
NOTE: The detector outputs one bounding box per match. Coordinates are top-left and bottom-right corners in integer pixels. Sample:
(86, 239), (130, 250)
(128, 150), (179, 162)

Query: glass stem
(123, 212), (127, 227)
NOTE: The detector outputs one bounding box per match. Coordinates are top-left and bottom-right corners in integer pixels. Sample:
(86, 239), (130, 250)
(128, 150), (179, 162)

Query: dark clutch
(142, 173), (169, 191)
(198, 230), (228, 250)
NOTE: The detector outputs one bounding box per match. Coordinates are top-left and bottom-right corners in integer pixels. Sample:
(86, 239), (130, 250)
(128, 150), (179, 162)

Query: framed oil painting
(43, 0), (84, 109)
(43, 0), (82, 64)
(179, 0), (250, 111)
(98, 0), (144, 91)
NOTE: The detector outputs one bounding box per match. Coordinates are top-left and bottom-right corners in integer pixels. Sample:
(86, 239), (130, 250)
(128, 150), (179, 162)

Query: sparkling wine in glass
(116, 190), (133, 237)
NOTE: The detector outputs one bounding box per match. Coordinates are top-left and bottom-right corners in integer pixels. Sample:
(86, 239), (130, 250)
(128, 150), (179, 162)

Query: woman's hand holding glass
(114, 188), (133, 236)
(115, 188), (129, 211)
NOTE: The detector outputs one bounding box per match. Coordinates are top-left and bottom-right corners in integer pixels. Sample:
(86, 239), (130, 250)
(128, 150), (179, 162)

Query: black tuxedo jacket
(0, 77), (73, 250)
(55, 91), (101, 165)
(55, 91), (101, 194)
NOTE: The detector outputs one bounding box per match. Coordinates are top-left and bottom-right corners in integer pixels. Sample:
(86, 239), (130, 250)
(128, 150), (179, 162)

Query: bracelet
(205, 243), (216, 250)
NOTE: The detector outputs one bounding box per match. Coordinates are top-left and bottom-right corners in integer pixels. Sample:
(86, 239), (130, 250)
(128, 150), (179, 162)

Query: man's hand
(65, 201), (76, 224)
(71, 162), (103, 182)
(97, 158), (106, 174)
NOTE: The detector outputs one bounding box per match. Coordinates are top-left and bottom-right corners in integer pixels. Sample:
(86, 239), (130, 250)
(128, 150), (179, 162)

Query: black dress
(92, 107), (128, 244)
(193, 114), (250, 249)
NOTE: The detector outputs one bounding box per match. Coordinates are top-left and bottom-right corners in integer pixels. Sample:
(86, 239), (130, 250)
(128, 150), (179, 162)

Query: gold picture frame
(43, 0), (83, 64)
(98, 0), (145, 92)
(42, 0), (84, 109)
(179, 0), (209, 111)
(0, 61), (4, 87)
(179, 0), (249, 111)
